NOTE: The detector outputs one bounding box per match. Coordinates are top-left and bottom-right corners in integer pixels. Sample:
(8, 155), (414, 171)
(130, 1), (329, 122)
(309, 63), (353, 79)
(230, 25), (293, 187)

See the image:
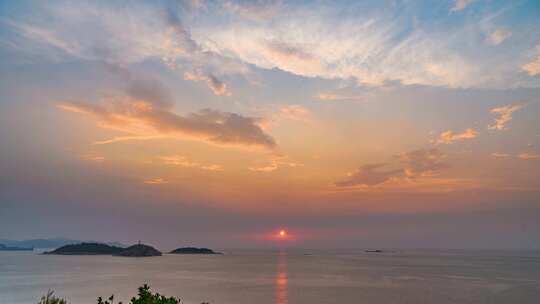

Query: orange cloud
(80, 154), (105, 162)
(488, 104), (524, 131)
(398, 148), (448, 178)
(335, 163), (402, 187)
(491, 152), (510, 158)
(522, 45), (540, 76)
(249, 154), (303, 172)
(433, 128), (478, 144)
(315, 92), (366, 102)
(143, 178), (168, 185)
(184, 71), (231, 96)
(278, 105), (310, 122)
(159, 155), (223, 171)
(336, 148), (449, 188)
(518, 153), (540, 160)
(58, 96), (276, 149)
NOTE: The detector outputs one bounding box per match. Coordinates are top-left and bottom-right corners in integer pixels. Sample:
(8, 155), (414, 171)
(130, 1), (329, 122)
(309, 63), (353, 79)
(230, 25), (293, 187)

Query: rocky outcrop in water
(169, 247), (221, 254)
(115, 244), (162, 257)
(44, 243), (124, 255)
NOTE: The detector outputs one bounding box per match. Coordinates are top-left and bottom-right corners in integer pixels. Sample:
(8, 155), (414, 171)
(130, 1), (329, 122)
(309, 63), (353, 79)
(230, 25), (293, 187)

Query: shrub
(40, 285), (210, 304)
(97, 284), (183, 304)
(37, 290), (68, 304)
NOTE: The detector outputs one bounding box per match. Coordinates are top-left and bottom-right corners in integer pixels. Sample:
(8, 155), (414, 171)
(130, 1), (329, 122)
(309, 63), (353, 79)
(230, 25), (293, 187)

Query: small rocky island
(116, 244), (162, 257)
(0, 243), (33, 251)
(44, 243), (124, 255)
(170, 247), (221, 254)
(44, 242), (161, 257)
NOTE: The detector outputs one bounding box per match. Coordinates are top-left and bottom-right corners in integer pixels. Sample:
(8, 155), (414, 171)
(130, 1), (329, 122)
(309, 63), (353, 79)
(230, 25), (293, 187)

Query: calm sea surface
(1, 249), (539, 304)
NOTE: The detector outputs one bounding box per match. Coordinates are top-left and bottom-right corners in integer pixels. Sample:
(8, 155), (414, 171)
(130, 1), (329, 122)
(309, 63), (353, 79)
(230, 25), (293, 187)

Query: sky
(1, 0), (539, 250)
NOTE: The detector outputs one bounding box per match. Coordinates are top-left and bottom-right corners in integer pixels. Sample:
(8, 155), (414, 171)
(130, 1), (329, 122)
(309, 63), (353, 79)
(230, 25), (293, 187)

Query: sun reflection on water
(276, 252), (288, 304)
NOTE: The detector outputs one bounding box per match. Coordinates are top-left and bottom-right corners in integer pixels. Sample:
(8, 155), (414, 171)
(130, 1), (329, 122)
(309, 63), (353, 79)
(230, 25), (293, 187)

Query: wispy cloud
(522, 45), (540, 76)
(278, 105), (310, 122)
(3, 1), (539, 89)
(159, 155), (223, 171)
(248, 154), (303, 172)
(335, 163), (402, 187)
(94, 135), (166, 145)
(488, 104), (524, 131)
(518, 153), (540, 160)
(200, 2), (539, 89)
(315, 92), (367, 102)
(221, 0), (283, 21)
(491, 152), (540, 160)
(143, 178), (168, 185)
(487, 28), (512, 45)
(398, 148), (448, 178)
(80, 154), (105, 162)
(184, 70), (232, 96)
(258, 104), (313, 129)
(450, 0), (474, 13)
(203, 17), (480, 88)
(433, 128), (478, 144)
(491, 152), (510, 158)
(2, 1), (250, 84)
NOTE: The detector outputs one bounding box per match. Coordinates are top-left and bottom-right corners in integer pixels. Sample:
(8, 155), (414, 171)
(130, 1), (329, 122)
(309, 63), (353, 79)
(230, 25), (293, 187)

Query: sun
(279, 230), (286, 237)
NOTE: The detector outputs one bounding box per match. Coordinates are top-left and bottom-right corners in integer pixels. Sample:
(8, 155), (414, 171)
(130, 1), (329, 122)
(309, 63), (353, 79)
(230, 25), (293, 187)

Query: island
(115, 244), (162, 257)
(0, 243), (33, 251)
(44, 243), (124, 255)
(43, 242), (162, 257)
(169, 247), (221, 254)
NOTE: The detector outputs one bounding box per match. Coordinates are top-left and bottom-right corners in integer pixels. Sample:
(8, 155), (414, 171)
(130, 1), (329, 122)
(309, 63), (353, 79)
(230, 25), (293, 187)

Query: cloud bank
(59, 97), (276, 150)
(336, 148), (449, 187)
(3, 1), (540, 89)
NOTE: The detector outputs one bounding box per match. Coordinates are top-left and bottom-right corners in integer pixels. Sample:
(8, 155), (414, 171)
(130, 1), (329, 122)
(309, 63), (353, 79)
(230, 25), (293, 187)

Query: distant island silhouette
(42, 243), (223, 257)
(0, 243), (33, 251)
(0, 238), (126, 249)
(44, 242), (162, 257)
(170, 247), (221, 254)
(116, 244), (162, 257)
(44, 243), (124, 255)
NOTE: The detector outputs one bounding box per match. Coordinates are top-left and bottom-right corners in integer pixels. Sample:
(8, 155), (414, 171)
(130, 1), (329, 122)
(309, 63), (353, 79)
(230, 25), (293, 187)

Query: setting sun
(279, 230), (286, 238)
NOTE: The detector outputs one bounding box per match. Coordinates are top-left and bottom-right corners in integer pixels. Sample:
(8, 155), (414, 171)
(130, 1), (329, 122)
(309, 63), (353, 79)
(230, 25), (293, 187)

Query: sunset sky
(1, 0), (539, 249)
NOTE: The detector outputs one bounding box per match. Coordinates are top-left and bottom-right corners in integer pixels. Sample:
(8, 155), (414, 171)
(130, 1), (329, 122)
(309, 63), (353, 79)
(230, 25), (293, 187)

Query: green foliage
(130, 284), (181, 304)
(37, 290), (68, 304)
(97, 284), (182, 304)
(97, 294), (122, 304)
(41, 284), (211, 304)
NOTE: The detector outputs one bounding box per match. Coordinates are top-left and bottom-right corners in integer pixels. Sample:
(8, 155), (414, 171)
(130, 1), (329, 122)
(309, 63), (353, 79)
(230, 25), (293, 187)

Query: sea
(1, 249), (539, 304)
